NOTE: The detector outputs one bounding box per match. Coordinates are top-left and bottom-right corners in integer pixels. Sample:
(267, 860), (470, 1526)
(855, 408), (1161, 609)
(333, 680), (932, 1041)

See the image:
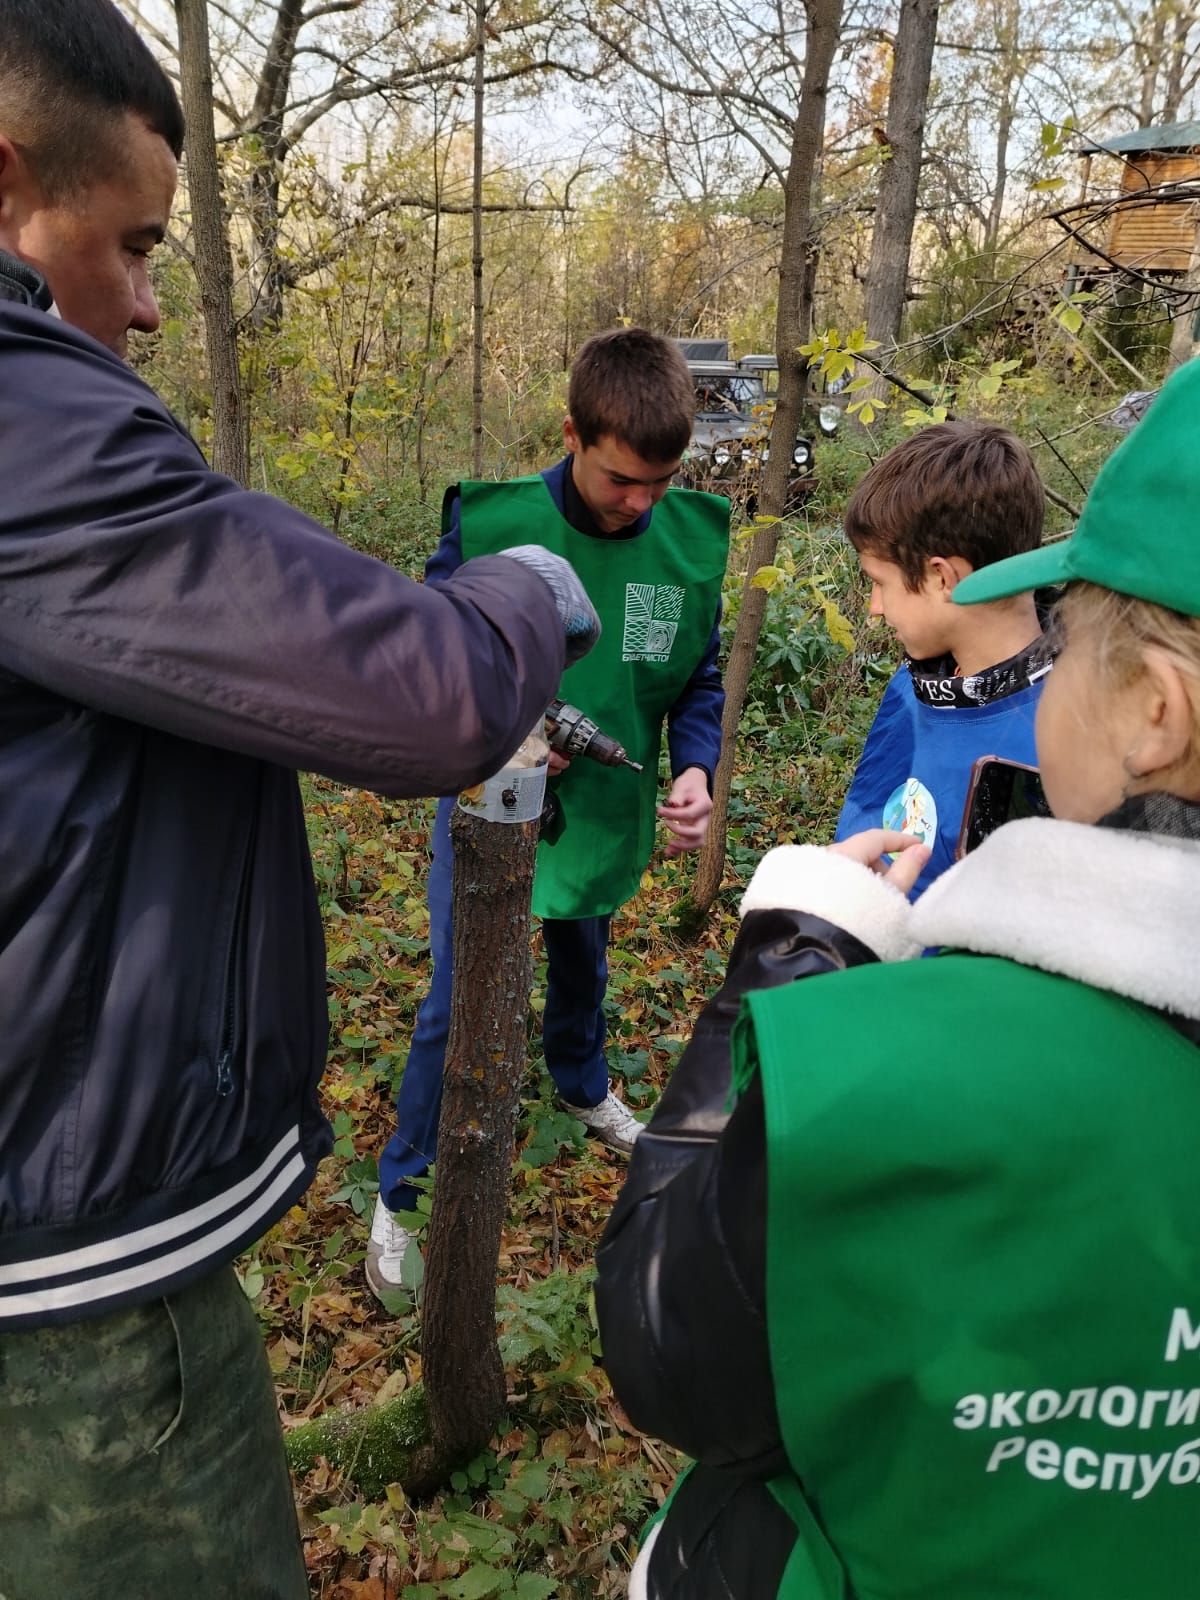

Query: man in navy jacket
(0, 5), (595, 1596)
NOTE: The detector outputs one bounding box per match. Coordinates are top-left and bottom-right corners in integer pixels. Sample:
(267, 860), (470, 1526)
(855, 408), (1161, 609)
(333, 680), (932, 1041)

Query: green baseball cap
(955, 359), (1200, 615)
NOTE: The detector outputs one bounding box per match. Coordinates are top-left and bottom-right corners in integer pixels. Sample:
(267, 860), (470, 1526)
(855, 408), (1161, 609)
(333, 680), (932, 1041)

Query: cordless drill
(544, 699), (643, 771)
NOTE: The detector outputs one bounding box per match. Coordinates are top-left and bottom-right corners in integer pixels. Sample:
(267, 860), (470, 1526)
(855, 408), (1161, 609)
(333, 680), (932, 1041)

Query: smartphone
(956, 756), (1050, 857)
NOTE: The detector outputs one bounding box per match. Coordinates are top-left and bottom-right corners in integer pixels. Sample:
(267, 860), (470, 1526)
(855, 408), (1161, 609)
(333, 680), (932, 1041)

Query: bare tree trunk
(174, 0), (249, 485)
(1162, 3), (1191, 121)
(686, 0), (844, 925)
(471, 0), (487, 477)
(243, 0), (303, 335)
(864, 0), (940, 369)
(982, 0), (1019, 276)
(1139, 1), (1168, 123)
(405, 801), (538, 1496)
(247, 147), (287, 336)
(416, 96), (447, 502)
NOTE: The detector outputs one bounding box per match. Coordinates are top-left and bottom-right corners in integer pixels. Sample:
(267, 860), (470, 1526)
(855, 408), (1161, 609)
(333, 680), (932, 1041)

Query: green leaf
(400, 1237), (425, 1296)
(750, 565), (786, 592)
(823, 351), (855, 383)
(817, 596), (856, 654)
(976, 372), (1003, 398)
(491, 1489), (529, 1517)
(513, 1577), (558, 1599)
(844, 327), (881, 353)
(1056, 304), (1085, 335)
(444, 1564), (506, 1599)
(902, 403), (949, 428)
(847, 398), (880, 422)
(238, 1261), (265, 1301)
(510, 1461), (551, 1500)
(1030, 176), (1066, 192)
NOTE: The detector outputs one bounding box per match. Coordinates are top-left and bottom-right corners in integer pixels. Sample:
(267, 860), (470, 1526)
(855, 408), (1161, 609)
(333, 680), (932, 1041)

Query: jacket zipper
(214, 806), (259, 1097)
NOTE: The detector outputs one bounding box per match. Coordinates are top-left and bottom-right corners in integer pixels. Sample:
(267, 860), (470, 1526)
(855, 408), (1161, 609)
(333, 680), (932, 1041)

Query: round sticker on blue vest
(882, 778), (938, 848)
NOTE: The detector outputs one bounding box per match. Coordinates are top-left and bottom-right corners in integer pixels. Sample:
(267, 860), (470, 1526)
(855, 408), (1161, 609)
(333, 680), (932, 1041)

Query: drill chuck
(544, 699), (643, 771)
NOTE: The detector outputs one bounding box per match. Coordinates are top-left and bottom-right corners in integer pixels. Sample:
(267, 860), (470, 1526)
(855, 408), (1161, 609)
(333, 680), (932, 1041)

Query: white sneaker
(560, 1087), (643, 1154)
(365, 1193), (420, 1302)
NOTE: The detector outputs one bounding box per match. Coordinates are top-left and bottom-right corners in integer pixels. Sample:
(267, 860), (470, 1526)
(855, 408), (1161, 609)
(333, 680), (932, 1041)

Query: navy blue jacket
(0, 286), (565, 1325)
(437, 458), (725, 783)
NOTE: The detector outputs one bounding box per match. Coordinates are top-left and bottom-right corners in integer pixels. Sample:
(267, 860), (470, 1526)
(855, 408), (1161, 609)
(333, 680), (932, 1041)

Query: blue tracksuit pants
(379, 798), (611, 1214)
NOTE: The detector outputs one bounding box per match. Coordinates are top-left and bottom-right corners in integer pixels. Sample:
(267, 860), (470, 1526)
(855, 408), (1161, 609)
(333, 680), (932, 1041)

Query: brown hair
(0, 0), (184, 198)
(845, 420), (1044, 590)
(568, 328), (695, 462)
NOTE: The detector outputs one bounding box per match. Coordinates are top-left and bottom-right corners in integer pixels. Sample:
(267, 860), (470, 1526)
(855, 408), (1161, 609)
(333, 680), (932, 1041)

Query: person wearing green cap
(595, 360), (1200, 1598)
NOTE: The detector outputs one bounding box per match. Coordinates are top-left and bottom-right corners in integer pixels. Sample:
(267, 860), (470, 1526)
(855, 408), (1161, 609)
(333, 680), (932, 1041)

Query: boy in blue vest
(368, 329), (730, 1301)
(835, 420), (1052, 895)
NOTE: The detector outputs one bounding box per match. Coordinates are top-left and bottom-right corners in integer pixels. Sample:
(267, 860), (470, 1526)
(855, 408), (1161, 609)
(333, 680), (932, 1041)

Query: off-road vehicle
(673, 338), (840, 511)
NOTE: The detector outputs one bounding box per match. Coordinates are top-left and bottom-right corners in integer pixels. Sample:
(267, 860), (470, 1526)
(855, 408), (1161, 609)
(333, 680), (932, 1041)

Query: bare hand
(547, 751), (571, 775)
(658, 767), (713, 858)
(829, 829), (930, 894)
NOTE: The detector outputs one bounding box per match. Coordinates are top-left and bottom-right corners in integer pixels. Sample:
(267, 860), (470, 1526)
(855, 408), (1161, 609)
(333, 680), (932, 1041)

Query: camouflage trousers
(0, 1266), (308, 1600)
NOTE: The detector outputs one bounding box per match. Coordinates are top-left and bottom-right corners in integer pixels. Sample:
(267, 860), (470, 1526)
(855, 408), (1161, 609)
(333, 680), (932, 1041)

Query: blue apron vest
(835, 666), (1041, 895)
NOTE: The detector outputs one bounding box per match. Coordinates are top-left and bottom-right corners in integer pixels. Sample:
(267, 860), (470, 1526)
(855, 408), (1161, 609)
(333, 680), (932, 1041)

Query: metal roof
(1083, 121), (1200, 155)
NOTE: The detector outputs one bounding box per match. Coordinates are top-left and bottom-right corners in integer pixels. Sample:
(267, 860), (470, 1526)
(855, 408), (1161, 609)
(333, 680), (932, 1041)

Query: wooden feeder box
(1075, 121), (1200, 277)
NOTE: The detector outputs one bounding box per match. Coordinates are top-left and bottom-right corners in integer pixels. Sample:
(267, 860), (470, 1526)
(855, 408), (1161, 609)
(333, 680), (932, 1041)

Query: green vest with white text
(458, 475), (728, 920)
(719, 953), (1200, 1597)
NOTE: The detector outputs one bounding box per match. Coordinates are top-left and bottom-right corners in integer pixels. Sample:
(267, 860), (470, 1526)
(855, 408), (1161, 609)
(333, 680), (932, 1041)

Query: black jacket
(596, 909), (877, 1597)
(0, 279), (564, 1326)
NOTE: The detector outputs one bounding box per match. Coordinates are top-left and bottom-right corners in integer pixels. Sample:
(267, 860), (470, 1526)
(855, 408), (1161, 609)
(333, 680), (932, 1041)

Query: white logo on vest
(622, 583), (685, 663)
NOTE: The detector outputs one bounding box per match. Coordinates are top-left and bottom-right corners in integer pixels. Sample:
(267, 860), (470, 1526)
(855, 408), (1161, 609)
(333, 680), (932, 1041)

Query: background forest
(121, 0), (1199, 1592)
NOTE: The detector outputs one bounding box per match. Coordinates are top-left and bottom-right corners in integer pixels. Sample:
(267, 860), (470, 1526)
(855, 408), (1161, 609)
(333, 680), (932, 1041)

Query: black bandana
(908, 631), (1057, 709)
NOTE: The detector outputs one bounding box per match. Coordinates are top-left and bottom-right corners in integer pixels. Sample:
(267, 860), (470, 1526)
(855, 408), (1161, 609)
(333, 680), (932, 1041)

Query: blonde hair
(1060, 582), (1200, 768)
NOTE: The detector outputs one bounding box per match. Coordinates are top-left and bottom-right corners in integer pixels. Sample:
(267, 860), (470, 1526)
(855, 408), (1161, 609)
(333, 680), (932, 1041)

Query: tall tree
(472, 0), (488, 475)
(174, 0), (249, 483)
(864, 0), (940, 362)
(689, 0), (847, 920)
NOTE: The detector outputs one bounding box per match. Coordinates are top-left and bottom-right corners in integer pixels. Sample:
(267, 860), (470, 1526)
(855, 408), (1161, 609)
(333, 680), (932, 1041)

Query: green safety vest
(715, 952), (1200, 1598)
(457, 475), (729, 920)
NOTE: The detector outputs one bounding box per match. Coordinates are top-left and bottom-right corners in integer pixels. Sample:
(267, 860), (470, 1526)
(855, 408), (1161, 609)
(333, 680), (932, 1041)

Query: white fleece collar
(740, 845), (924, 964)
(912, 817), (1200, 1021)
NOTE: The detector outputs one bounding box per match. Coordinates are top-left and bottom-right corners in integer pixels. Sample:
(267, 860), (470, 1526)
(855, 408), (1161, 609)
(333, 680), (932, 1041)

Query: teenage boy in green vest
(369, 328), (730, 1301)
